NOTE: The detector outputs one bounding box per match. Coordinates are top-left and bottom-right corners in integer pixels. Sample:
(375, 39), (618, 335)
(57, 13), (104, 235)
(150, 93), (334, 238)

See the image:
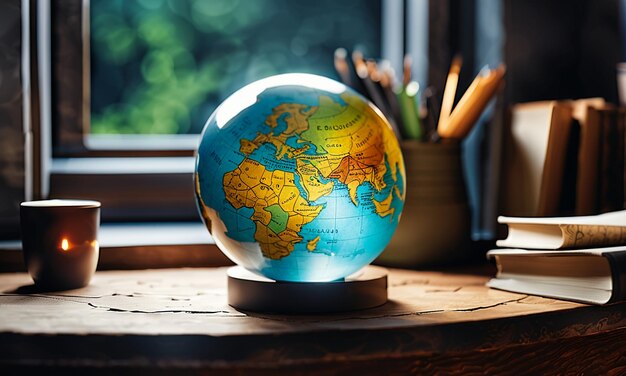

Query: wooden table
(0, 267), (625, 374)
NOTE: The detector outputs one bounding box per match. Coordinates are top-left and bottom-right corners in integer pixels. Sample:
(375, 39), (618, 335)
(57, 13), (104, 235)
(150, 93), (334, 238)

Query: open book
(497, 210), (626, 249)
(487, 246), (626, 305)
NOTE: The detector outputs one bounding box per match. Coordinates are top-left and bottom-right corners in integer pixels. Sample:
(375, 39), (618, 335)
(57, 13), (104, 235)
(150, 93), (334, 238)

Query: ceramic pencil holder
(376, 140), (471, 268)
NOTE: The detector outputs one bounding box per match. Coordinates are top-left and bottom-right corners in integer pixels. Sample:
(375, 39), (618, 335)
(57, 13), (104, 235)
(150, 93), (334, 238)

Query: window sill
(85, 134), (200, 152)
(51, 156), (195, 175)
(0, 222), (232, 272)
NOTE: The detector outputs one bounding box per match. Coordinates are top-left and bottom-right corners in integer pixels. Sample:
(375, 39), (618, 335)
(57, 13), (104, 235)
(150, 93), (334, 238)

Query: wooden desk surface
(1, 267), (625, 374)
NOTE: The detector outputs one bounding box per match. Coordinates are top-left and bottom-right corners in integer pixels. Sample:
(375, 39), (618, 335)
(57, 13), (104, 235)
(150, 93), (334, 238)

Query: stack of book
(501, 99), (625, 217)
(487, 210), (626, 305)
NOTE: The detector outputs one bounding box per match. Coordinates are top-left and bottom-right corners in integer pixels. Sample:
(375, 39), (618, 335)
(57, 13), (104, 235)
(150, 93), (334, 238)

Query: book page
(487, 245), (626, 257)
(561, 224), (626, 248)
(498, 210), (626, 225)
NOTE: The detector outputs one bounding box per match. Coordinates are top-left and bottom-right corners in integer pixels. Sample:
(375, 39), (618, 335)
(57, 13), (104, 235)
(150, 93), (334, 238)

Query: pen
(397, 81), (423, 140)
(424, 86), (441, 143)
(402, 55), (412, 87)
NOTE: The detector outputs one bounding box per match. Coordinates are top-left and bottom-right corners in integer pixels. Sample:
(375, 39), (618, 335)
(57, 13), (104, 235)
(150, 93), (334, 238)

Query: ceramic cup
(377, 141), (471, 268)
(20, 199), (101, 290)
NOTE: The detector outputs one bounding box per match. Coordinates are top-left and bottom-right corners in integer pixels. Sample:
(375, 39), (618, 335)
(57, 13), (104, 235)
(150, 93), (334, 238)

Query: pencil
(439, 64), (506, 139)
(352, 52), (402, 140)
(340, 49), (368, 97)
(377, 60), (406, 137)
(366, 59), (393, 115)
(334, 48), (353, 87)
(352, 50), (379, 104)
(438, 55), (463, 131)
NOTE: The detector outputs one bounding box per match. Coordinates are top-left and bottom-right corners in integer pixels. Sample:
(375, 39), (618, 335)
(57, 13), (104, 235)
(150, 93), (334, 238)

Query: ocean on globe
(195, 73), (405, 282)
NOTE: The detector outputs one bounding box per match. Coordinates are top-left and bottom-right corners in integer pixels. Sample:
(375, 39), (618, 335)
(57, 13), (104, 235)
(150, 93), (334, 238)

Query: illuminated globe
(195, 73), (405, 282)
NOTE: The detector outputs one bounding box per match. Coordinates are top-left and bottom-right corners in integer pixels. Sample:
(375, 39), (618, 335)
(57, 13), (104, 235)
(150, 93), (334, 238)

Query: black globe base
(227, 265), (388, 314)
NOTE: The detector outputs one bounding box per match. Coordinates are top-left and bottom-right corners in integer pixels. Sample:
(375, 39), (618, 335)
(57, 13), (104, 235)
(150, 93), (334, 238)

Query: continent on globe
(223, 158), (323, 260)
(296, 159), (334, 202)
(306, 236), (320, 252)
(300, 94), (403, 212)
(220, 92), (403, 260)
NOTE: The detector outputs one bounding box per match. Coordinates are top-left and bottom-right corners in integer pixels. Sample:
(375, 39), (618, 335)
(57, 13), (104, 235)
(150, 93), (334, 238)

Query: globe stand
(227, 265), (388, 314)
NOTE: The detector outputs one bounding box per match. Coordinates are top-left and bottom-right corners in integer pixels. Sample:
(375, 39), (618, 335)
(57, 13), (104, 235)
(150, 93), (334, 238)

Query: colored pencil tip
(406, 81), (419, 96)
(334, 47), (347, 60)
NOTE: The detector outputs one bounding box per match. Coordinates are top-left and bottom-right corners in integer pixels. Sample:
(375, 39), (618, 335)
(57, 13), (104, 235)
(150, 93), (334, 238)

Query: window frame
(51, 0), (197, 158)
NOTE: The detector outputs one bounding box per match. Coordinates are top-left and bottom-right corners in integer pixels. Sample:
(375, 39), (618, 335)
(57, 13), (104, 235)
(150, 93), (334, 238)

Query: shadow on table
(3, 283), (74, 294)
(238, 299), (415, 320)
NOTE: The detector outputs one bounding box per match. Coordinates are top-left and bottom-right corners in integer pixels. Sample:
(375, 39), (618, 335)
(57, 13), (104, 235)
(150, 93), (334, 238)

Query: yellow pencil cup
(376, 140), (471, 268)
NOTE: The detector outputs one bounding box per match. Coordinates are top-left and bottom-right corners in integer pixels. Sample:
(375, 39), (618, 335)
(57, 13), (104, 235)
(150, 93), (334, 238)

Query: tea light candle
(20, 199), (101, 290)
(57, 238), (98, 253)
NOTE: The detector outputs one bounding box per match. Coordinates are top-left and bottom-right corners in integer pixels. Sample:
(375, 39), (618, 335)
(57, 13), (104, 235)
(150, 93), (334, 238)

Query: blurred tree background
(90, 0), (381, 134)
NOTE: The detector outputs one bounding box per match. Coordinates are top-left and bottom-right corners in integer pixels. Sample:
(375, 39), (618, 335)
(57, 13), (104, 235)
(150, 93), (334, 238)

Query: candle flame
(60, 238), (70, 251)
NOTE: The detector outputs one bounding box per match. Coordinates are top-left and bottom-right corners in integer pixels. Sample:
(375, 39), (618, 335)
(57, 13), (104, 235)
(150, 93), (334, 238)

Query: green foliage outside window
(90, 0), (381, 134)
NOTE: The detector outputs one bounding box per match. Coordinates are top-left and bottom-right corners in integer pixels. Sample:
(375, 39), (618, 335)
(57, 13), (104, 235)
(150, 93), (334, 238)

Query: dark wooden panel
(49, 172), (198, 221)
(0, 0), (26, 239)
(96, 244), (232, 270)
(51, 0), (87, 153)
(504, 0), (623, 104)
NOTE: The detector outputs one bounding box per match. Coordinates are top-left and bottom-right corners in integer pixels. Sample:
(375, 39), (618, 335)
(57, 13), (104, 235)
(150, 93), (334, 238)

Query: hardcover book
(487, 246), (626, 305)
(496, 210), (626, 249)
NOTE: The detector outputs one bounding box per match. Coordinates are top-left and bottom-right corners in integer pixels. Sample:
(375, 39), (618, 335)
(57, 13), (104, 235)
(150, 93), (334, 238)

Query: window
(53, 0), (386, 157)
(44, 0), (407, 221)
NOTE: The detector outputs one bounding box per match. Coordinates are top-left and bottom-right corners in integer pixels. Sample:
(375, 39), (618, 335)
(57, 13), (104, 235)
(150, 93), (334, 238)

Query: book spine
(575, 106), (602, 216)
(537, 104), (573, 216)
(608, 110), (624, 211)
(604, 251), (626, 303)
(618, 109), (626, 211)
(561, 224), (626, 248)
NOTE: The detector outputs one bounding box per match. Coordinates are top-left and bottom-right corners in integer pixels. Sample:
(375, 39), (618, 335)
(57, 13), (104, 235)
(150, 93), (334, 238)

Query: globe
(195, 73), (405, 282)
